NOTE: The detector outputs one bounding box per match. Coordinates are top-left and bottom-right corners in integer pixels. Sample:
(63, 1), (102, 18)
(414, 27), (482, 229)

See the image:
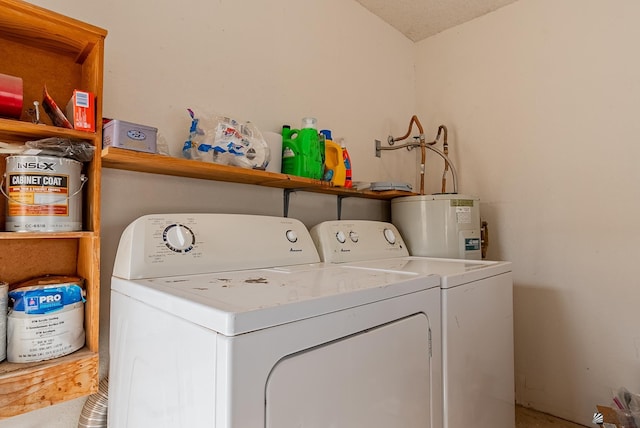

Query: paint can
(3, 155), (86, 232)
(7, 277), (85, 363)
(0, 281), (7, 362)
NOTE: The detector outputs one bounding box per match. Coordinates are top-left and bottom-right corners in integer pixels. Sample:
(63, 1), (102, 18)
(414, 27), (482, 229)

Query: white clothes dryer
(310, 220), (514, 428)
(108, 214), (442, 428)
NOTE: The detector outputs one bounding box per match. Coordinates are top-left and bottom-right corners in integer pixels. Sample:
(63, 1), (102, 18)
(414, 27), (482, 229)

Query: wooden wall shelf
(0, 118), (99, 144)
(101, 146), (417, 201)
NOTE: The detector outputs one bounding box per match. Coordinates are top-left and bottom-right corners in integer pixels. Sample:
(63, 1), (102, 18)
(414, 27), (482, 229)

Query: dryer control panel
(310, 220), (409, 263)
(113, 214), (321, 280)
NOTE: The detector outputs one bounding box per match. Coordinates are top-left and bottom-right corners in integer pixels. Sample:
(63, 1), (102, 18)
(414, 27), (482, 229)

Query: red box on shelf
(65, 89), (95, 132)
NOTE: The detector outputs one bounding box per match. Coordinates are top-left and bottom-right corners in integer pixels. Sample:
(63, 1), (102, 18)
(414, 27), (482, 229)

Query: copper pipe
(378, 132), (458, 194)
(385, 117), (457, 195)
(391, 115), (427, 195)
(390, 115), (424, 143)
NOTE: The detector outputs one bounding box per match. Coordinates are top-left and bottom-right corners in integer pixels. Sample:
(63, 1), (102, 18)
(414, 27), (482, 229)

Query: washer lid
(111, 264), (438, 336)
(340, 257), (511, 288)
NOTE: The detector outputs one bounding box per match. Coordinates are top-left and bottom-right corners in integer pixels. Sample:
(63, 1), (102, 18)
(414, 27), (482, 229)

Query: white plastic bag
(182, 108), (270, 169)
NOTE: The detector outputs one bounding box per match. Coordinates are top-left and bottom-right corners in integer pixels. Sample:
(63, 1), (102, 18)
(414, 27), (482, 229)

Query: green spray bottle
(281, 117), (324, 179)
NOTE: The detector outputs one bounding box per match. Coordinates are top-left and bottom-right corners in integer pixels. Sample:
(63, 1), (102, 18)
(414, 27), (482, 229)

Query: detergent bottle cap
(319, 129), (332, 140)
(301, 117), (317, 129)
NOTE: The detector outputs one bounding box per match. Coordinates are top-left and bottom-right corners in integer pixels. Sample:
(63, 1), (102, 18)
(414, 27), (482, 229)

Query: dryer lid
(111, 264), (439, 336)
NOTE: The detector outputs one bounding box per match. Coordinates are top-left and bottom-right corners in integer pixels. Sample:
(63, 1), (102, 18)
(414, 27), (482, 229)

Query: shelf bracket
(337, 195), (351, 220)
(285, 189), (351, 219)
(283, 189), (297, 218)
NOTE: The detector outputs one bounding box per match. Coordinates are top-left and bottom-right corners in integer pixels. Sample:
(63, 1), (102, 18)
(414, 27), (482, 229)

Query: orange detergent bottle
(339, 138), (352, 188)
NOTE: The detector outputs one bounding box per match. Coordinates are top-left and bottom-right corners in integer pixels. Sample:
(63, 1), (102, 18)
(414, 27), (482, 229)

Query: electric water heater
(391, 194), (481, 260)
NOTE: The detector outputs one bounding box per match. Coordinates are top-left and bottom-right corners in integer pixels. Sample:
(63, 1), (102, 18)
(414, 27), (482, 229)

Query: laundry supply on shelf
(338, 137), (352, 188)
(320, 129), (346, 187)
(281, 117), (324, 179)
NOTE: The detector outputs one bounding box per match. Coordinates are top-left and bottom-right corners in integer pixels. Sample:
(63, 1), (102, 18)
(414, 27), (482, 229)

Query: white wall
(416, 0), (640, 425)
(2, 1), (417, 427)
(9, 0), (637, 427)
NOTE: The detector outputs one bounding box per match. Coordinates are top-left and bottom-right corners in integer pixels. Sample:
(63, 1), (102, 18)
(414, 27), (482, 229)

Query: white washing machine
(108, 213), (442, 428)
(310, 220), (514, 428)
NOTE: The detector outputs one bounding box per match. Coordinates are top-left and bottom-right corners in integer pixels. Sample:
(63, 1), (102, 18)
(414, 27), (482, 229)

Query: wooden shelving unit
(0, 0), (106, 419)
(101, 146), (417, 205)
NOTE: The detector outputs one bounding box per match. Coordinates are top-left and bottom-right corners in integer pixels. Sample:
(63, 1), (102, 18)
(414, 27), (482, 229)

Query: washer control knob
(383, 228), (396, 245)
(336, 230), (346, 244)
(349, 231), (359, 243)
(286, 229), (298, 243)
(163, 224), (195, 253)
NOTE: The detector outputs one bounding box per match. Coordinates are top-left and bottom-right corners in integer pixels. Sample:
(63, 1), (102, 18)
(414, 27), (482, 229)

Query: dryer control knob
(163, 224), (195, 253)
(349, 231), (359, 243)
(336, 230), (346, 243)
(383, 228), (396, 245)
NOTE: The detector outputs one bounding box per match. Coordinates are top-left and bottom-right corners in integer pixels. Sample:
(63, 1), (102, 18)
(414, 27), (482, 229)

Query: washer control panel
(310, 220), (409, 263)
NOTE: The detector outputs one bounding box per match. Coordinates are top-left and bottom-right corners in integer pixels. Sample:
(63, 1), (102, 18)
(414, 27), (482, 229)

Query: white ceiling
(356, 0), (519, 42)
